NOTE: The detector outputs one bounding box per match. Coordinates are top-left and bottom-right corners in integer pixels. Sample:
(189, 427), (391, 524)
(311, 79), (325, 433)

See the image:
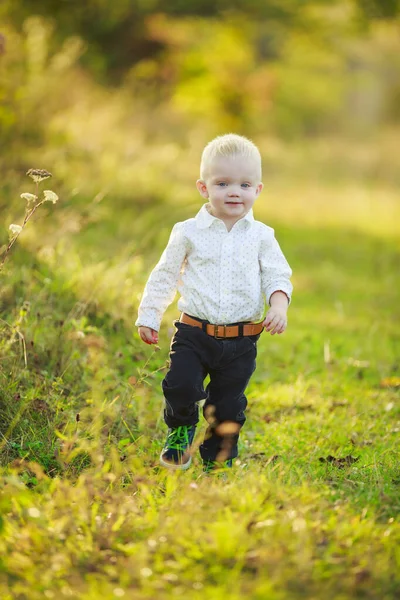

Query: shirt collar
(195, 203), (254, 229)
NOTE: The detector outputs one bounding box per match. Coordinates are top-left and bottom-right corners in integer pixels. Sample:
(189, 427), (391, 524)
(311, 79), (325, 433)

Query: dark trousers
(161, 319), (259, 462)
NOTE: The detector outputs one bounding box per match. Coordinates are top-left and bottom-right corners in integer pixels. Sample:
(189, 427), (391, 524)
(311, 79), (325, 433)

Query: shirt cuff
(135, 316), (160, 331)
(265, 284), (292, 306)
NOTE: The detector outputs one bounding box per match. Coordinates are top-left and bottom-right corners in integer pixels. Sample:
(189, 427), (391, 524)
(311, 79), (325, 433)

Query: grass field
(0, 135), (399, 599)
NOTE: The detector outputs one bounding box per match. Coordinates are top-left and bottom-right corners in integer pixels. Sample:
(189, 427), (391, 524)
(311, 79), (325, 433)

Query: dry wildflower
(215, 421), (241, 435)
(21, 193), (38, 205)
(43, 190), (58, 204)
(26, 168), (52, 183)
(9, 224), (22, 235)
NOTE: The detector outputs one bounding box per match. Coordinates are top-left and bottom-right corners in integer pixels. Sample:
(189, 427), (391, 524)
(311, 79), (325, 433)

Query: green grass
(1, 163), (399, 599)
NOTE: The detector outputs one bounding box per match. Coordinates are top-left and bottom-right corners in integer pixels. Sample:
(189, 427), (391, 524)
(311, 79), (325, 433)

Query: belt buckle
(214, 324), (226, 339)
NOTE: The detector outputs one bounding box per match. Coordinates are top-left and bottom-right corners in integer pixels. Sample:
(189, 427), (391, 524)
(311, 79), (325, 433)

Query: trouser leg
(161, 325), (208, 428)
(199, 337), (257, 462)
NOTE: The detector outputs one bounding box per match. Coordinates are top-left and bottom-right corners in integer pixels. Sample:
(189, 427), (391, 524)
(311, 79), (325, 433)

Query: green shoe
(160, 425), (196, 470)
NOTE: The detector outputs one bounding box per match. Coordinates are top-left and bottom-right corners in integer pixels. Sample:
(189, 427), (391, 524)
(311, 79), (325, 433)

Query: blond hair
(200, 133), (262, 180)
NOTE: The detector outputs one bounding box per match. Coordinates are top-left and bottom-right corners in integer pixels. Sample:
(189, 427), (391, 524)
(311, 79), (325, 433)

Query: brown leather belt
(179, 313), (264, 339)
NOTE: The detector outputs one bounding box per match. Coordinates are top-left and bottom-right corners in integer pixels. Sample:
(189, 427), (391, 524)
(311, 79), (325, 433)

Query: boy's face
(196, 155), (263, 225)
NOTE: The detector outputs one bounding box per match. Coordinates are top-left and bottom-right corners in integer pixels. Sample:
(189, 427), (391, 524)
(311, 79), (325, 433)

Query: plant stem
(0, 200), (46, 272)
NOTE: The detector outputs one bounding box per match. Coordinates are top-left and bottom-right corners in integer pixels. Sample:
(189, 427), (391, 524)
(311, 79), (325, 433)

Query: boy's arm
(135, 223), (187, 336)
(259, 230), (293, 335)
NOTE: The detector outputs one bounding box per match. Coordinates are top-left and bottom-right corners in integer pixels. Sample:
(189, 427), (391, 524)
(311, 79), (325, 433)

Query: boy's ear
(196, 179), (209, 198)
(256, 182), (263, 196)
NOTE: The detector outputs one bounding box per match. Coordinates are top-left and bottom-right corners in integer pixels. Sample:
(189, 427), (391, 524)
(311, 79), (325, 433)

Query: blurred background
(0, 0), (399, 331)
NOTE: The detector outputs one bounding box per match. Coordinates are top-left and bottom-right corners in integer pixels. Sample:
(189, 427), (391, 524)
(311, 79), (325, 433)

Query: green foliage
(0, 1), (343, 79)
(357, 0), (400, 19)
(3, 0), (399, 81)
(2, 2), (400, 175)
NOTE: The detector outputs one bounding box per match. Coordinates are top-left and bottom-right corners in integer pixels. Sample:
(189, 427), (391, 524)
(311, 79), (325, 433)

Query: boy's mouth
(225, 201), (243, 205)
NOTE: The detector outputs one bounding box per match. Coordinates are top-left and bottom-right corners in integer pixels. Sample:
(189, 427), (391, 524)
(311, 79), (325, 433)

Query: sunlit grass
(1, 93), (400, 600)
(1, 174), (399, 597)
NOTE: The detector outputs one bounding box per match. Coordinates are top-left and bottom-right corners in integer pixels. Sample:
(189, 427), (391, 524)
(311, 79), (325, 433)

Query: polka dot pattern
(135, 203), (293, 331)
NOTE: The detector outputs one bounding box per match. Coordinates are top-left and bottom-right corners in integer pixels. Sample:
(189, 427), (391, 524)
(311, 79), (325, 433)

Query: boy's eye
(217, 182), (227, 187)
(241, 183), (251, 188)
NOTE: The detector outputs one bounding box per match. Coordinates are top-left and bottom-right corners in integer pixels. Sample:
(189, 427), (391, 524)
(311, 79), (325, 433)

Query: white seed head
(43, 190), (59, 204)
(9, 224), (22, 235)
(21, 193), (38, 205)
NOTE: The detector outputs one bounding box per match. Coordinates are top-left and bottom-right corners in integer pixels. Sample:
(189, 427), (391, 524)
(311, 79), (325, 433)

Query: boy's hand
(262, 307), (288, 335)
(263, 290), (289, 335)
(138, 326), (159, 345)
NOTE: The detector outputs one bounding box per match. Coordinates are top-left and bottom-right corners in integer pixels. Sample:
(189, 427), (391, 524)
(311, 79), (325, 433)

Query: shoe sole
(159, 453), (192, 470)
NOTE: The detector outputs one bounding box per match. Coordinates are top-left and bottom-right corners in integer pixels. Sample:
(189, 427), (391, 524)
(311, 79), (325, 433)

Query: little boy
(136, 134), (292, 471)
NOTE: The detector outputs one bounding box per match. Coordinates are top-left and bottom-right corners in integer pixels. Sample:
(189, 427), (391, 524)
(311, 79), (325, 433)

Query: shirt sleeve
(135, 222), (187, 331)
(259, 228), (293, 306)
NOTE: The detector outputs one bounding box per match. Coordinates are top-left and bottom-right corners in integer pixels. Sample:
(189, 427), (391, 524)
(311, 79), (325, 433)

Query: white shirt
(135, 204), (293, 331)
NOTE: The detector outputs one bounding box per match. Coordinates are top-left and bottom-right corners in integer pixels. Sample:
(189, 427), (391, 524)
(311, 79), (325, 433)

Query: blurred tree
(1, 0), (398, 81)
(0, 0), (399, 161)
(124, 6), (400, 137)
(357, 0), (400, 19)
